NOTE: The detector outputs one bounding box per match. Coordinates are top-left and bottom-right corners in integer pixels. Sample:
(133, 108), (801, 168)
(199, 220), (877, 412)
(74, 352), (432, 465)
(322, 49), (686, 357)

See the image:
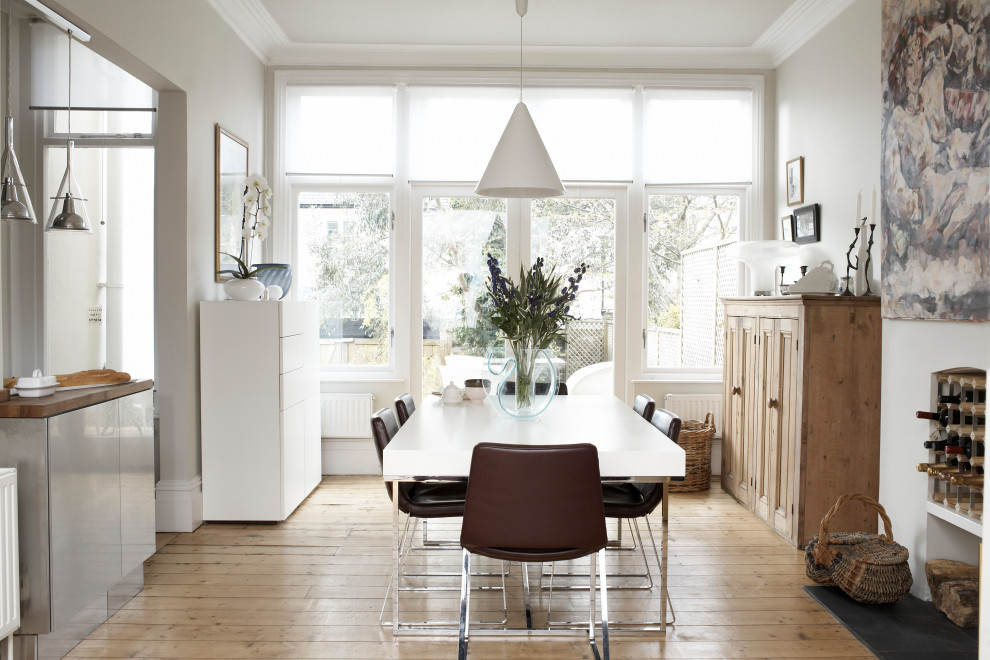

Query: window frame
(271, 71), (767, 387)
(641, 184), (748, 379)
(288, 181), (401, 379)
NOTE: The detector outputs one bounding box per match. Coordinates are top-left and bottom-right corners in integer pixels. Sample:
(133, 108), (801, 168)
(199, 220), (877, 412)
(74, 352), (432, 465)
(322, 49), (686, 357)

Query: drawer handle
(767, 397), (778, 409)
(731, 386), (742, 395)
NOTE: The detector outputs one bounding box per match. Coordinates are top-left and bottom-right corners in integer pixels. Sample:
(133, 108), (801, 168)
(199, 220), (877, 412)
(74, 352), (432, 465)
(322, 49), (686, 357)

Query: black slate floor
(804, 586), (978, 659)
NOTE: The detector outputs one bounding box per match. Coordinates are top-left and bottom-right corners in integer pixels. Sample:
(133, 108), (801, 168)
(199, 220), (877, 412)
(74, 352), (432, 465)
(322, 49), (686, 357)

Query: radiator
(663, 394), (722, 437)
(0, 468), (19, 642)
(321, 393), (375, 438)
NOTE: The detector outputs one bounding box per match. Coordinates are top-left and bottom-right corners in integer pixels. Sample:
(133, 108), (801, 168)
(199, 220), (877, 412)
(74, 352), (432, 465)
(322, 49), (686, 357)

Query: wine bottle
(944, 444), (966, 454)
(917, 459), (957, 472)
(923, 439), (948, 450)
(949, 474), (984, 487)
(916, 409), (962, 426)
(938, 393), (962, 404)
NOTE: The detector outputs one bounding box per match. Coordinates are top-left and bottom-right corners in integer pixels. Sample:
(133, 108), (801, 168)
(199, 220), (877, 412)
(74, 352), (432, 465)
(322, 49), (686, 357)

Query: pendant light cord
(518, 14), (523, 102)
(5, 0), (11, 116)
(66, 28), (71, 136)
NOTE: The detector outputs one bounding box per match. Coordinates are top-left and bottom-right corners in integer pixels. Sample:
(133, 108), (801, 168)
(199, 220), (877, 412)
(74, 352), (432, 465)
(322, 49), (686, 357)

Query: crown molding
(266, 44), (775, 70)
(210, 0), (853, 71)
(208, 0), (288, 64)
(753, 0), (857, 67)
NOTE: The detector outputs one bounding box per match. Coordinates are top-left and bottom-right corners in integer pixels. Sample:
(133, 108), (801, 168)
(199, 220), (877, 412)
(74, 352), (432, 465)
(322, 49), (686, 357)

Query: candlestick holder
(842, 225), (861, 297)
(863, 223), (876, 296)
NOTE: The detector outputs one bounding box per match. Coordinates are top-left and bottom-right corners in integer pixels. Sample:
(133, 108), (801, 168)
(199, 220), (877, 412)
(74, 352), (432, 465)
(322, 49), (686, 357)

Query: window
(43, 144), (155, 378)
(642, 88), (752, 372)
(296, 190), (392, 369)
(420, 196), (506, 396)
(277, 75), (763, 383)
(285, 86), (394, 175)
(646, 191), (740, 369)
(531, 196), (616, 381)
(643, 89), (752, 184)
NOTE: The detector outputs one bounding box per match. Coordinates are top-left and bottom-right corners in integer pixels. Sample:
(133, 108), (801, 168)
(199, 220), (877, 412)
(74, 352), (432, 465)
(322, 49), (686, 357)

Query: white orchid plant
(242, 173), (272, 243)
(218, 173), (284, 280)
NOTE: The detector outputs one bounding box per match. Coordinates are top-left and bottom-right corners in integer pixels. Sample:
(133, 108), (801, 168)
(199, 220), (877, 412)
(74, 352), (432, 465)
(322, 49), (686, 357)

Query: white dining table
(382, 394), (686, 636)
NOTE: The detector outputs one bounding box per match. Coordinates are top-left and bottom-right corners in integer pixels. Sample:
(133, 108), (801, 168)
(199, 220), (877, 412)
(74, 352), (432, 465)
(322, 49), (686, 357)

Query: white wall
(777, 0), (990, 618)
(43, 0), (266, 531)
(776, 0), (881, 283)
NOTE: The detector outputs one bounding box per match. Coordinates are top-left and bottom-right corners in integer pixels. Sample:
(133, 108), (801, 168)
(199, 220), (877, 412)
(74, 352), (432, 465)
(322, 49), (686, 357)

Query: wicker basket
(668, 412), (715, 492)
(804, 493), (912, 604)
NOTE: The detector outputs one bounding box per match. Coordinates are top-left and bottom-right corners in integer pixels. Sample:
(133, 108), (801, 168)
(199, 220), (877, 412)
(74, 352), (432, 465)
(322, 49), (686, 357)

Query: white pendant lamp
(1, 0), (37, 223)
(45, 28), (90, 232)
(475, 0), (563, 198)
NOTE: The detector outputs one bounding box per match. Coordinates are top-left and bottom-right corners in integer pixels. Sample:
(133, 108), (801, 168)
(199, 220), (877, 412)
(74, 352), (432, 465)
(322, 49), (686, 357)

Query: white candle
(856, 190), (862, 221)
(871, 186), (877, 223)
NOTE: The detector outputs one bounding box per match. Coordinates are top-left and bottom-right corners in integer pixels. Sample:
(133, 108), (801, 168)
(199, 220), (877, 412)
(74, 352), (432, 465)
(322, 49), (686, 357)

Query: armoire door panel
(771, 318), (798, 539)
(721, 315), (756, 505)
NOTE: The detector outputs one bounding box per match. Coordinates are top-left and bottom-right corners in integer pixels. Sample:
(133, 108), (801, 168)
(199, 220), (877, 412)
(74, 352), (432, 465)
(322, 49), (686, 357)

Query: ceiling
(209, 0), (857, 69)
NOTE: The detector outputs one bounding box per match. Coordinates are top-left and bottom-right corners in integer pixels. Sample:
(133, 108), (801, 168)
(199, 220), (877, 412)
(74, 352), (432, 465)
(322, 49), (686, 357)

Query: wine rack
(919, 369), (986, 536)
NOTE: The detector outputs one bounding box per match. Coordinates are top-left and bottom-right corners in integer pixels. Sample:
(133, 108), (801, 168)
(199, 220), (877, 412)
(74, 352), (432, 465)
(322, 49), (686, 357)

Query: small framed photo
(781, 215), (794, 241)
(793, 203), (820, 244)
(786, 156), (804, 206)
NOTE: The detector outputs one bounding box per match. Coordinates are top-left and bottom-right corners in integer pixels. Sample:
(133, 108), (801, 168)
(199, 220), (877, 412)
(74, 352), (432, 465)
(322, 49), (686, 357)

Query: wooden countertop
(723, 294), (880, 306)
(0, 379), (153, 418)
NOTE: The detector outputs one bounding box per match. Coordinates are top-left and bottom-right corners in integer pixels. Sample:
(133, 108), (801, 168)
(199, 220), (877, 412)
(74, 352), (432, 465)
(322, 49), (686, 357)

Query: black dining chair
(633, 394), (656, 421)
(371, 407), (466, 521)
(458, 443), (609, 660)
(600, 408), (680, 612)
(546, 407), (681, 627)
(502, 381), (568, 395)
(394, 393), (416, 426)
(371, 408), (466, 554)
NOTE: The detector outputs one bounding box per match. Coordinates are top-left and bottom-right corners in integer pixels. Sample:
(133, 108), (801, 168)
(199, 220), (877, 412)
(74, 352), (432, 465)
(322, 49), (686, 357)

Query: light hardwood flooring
(66, 476), (872, 659)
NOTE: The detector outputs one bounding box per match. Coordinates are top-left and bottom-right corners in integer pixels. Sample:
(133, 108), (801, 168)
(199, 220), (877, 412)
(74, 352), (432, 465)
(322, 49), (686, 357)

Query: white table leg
(392, 481), (400, 636)
(661, 483), (668, 633)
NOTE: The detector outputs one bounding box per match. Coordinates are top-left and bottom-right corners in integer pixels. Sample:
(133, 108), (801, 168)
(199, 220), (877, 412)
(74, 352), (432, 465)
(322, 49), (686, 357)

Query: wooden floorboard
(65, 476), (872, 659)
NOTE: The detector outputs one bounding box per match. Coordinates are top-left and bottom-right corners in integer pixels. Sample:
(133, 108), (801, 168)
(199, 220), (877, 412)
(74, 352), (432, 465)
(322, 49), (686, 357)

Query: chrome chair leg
(545, 519), (649, 589)
(643, 514), (676, 624)
(458, 549), (470, 660)
(589, 553), (597, 653)
(600, 548), (610, 660)
(522, 562), (533, 629)
(588, 551), (610, 660)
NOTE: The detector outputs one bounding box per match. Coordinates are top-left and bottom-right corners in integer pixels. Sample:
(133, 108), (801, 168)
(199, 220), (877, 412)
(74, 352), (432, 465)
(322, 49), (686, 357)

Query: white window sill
(319, 374), (406, 384)
(631, 373), (723, 385)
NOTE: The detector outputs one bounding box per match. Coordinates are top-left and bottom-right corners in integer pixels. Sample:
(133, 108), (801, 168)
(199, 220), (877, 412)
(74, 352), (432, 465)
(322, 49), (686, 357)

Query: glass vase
(488, 340), (558, 419)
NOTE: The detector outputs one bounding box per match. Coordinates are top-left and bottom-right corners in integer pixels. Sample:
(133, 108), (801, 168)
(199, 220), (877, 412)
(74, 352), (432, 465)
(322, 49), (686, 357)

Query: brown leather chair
(394, 393), (416, 426)
(458, 443), (609, 660)
(633, 394), (656, 421)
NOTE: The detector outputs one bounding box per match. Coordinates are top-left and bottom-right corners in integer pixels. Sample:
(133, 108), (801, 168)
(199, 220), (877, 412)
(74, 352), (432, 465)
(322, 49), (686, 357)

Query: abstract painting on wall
(880, 0), (988, 320)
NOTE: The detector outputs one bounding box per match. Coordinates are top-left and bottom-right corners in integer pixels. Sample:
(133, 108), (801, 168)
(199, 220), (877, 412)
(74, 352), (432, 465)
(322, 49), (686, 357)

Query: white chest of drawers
(200, 301), (321, 521)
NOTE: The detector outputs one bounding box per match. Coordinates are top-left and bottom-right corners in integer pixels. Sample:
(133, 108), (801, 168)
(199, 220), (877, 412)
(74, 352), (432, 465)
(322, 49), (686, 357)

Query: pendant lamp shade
(1, 118), (37, 222)
(475, 102), (564, 198)
(45, 139), (90, 231)
(2, 0), (37, 223)
(46, 29), (91, 232)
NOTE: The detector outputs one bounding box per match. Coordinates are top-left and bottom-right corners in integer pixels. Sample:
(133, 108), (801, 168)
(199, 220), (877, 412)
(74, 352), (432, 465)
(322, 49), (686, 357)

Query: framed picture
(781, 215), (794, 241)
(215, 124), (249, 282)
(786, 156), (804, 206)
(793, 203), (820, 244)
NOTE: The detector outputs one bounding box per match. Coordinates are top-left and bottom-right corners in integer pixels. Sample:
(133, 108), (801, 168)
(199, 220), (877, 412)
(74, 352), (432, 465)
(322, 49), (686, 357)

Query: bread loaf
(54, 369), (131, 387)
(2, 377), (16, 389)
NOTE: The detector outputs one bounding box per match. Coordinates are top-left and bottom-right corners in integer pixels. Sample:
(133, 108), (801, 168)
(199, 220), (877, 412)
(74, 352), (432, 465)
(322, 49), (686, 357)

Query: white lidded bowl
(16, 369), (57, 397)
(464, 386), (486, 402)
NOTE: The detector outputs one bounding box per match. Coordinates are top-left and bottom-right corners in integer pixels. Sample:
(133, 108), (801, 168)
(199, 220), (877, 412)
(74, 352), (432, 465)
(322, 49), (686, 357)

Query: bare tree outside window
(647, 194), (739, 368)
